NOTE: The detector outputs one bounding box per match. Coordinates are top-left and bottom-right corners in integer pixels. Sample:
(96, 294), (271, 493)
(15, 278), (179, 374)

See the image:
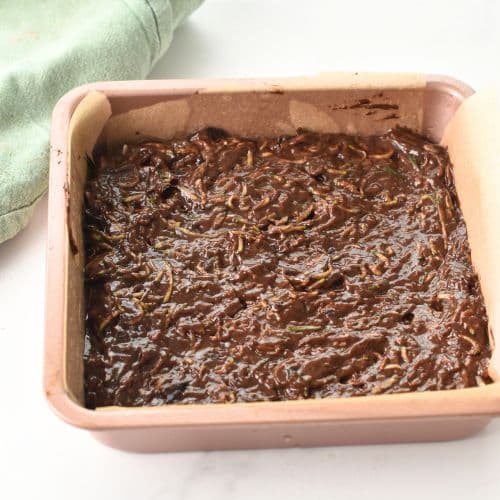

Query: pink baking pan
(44, 74), (500, 452)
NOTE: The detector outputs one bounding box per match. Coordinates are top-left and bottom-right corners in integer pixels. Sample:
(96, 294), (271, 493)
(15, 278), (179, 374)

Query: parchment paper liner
(64, 74), (499, 409)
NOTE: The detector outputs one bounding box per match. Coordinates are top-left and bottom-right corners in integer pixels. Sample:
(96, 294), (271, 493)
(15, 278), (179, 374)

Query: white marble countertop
(1, 1), (499, 498)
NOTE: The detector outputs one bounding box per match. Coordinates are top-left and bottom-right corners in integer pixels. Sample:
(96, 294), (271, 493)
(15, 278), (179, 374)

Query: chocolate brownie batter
(83, 127), (491, 408)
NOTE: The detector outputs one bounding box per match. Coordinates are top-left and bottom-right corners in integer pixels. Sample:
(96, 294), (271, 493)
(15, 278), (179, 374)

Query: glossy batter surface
(83, 128), (491, 408)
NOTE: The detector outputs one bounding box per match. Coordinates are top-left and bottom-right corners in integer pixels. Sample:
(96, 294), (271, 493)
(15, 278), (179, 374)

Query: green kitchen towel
(0, 0), (203, 244)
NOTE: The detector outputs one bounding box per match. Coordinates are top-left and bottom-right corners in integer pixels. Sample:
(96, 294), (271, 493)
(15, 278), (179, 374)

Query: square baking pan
(44, 73), (500, 452)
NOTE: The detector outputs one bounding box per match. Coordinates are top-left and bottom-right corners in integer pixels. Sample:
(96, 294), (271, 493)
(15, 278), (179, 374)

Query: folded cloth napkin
(0, 0), (203, 243)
